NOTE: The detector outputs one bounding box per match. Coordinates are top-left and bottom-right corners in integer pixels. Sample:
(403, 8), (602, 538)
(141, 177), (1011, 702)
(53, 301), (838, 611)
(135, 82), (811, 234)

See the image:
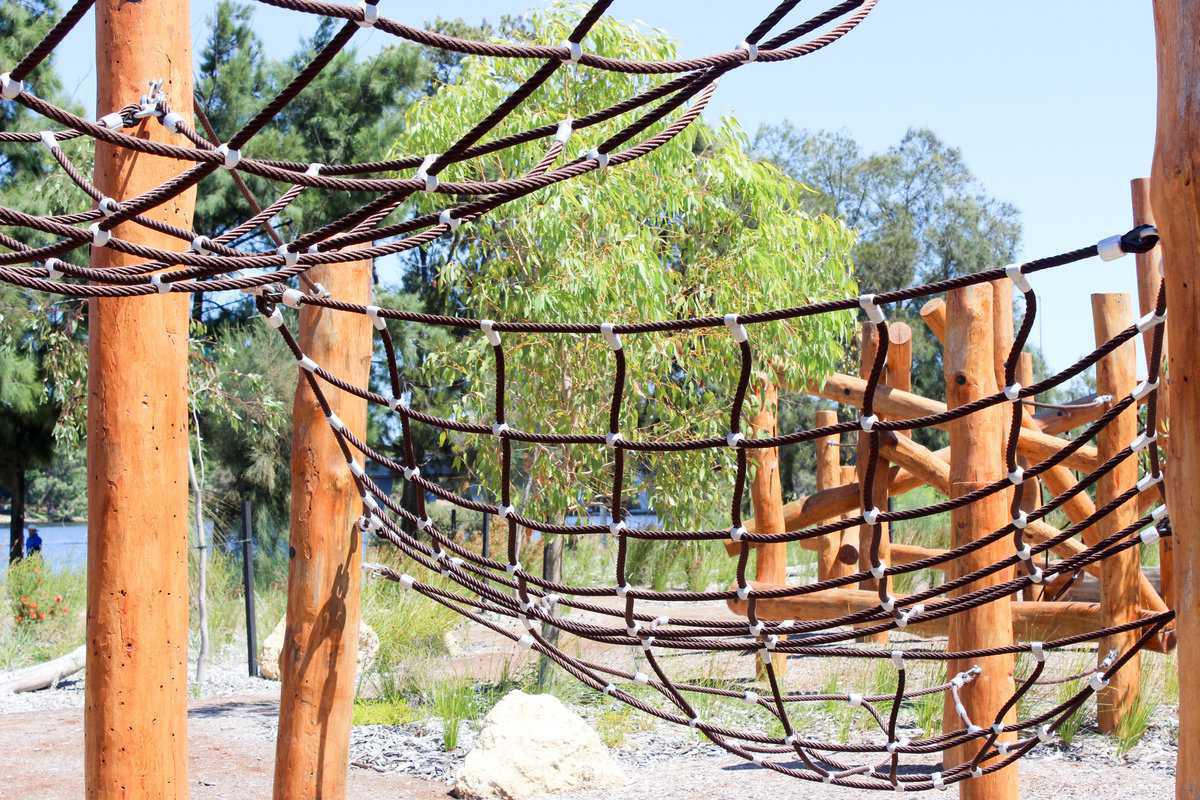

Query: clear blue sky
(49, 1), (1159, 375)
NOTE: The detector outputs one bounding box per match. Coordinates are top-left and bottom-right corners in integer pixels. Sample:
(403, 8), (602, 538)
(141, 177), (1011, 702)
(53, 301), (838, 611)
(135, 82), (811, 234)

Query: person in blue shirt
(25, 527), (42, 557)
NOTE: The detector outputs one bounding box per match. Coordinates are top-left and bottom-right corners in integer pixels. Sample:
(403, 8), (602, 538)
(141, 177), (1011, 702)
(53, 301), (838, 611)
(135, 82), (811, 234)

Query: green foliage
(353, 695), (420, 726)
(427, 677), (478, 750)
(0, 557), (85, 669)
(398, 7), (857, 537)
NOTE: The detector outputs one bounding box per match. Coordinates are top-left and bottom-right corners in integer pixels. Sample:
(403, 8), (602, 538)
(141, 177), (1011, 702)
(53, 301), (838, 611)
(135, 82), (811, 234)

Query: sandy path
(0, 695), (447, 800)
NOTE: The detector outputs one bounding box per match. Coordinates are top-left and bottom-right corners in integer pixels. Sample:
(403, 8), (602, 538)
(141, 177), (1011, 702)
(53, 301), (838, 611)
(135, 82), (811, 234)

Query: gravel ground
(341, 701), (1177, 798)
(0, 652), (279, 714)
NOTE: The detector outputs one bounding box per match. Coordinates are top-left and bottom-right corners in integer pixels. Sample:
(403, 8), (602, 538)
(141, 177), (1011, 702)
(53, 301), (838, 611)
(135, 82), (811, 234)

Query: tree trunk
(9, 467), (26, 563)
(537, 536), (563, 688)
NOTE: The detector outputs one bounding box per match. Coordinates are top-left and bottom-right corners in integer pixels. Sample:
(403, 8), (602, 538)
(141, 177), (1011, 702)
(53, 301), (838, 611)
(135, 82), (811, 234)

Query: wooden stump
(85, 2), (194, 796)
(749, 380), (788, 677)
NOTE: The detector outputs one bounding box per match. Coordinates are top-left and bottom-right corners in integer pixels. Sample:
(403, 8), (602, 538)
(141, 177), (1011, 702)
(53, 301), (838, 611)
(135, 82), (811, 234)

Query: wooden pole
(242, 500), (259, 678)
(85, 2), (193, 796)
(1150, 8), (1200, 793)
(814, 409), (846, 580)
(941, 285), (1017, 797)
(273, 257), (373, 799)
(1131, 177), (1173, 610)
(749, 380), (788, 676)
(1090, 293), (1141, 732)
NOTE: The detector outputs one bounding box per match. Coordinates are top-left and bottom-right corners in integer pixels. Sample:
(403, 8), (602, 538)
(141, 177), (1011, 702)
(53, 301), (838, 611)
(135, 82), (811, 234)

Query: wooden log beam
(1033, 394), (1117, 435)
(0, 645), (85, 694)
(85, 2), (194, 795)
(1131, 177), (1173, 610)
(273, 253), (373, 798)
(920, 297), (947, 343)
(1091, 293), (1141, 733)
(727, 585), (1102, 642)
(811, 372), (1101, 472)
(941, 284), (1017, 795)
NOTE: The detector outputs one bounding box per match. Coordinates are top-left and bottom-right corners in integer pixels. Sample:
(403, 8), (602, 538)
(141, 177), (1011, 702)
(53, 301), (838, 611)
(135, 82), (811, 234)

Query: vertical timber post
(273, 257), (373, 799)
(814, 409), (845, 581)
(1131, 177), (1173, 610)
(1150, 6), (1200, 795)
(85, 1), (194, 796)
(941, 285), (1017, 798)
(1090, 293), (1140, 732)
(749, 379), (788, 676)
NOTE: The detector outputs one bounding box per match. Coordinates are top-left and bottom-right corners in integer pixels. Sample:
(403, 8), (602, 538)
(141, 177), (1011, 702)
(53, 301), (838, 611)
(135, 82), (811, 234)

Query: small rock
(453, 689), (625, 800)
(259, 615), (380, 681)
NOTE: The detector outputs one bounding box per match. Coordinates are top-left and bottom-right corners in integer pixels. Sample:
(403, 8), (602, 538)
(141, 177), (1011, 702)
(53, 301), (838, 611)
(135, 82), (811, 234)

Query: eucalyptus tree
(395, 9), (858, 571)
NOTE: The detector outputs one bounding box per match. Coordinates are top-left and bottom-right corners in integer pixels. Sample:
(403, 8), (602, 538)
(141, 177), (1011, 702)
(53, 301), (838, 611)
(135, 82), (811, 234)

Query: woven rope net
(0, 0), (1175, 791)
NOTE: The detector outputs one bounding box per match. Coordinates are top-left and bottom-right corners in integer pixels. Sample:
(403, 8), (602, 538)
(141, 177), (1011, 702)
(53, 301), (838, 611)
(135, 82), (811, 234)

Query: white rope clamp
(736, 584), (750, 601)
(277, 244), (299, 267)
(605, 431), (623, 448)
(562, 40), (583, 63)
(1030, 641), (1046, 662)
(44, 258), (64, 280)
(1016, 543), (1032, 561)
(438, 209), (461, 230)
(399, 573), (415, 590)
(1088, 673), (1109, 692)
(38, 130), (58, 151)
(216, 143), (241, 170)
(479, 319), (501, 347)
(870, 560), (887, 580)
(864, 507), (880, 525)
(586, 148), (609, 169)
(847, 692), (864, 707)
(1152, 504), (1169, 523)
(931, 772), (945, 791)
(1136, 308), (1167, 332)
(498, 504), (515, 520)
(1003, 382), (1022, 402)
(729, 525), (747, 542)
(1130, 430), (1157, 453)
(326, 413), (345, 433)
(415, 154), (439, 192)
(491, 422), (510, 436)
(402, 465), (420, 481)
(149, 273), (171, 294)
(262, 307), (284, 329)
(1012, 510), (1028, 530)
(723, 313), (749, 344)
(297, 355), (318, 372)
(357, 0), (378, 28)
(1008, 466), (1025, 485)
(519, 633), (535, 650)
(859, 414), (878, 432)
(600, 322), (622, 351)
(555, 118), (573, 143)
(1004, 262), (1032, 294)
(99, 111), (124, 130)
(858, 294), (886, 324)
(161, 111), (185, 133)
(281, 287), (304, 308)
(90, 224), (110, 247)
(743, 689), (760, 705)
(891, 650), (906, 670)
(609, 520), (627, 535)
(1, 72), (24, 100)
(1037, 725), (1054, 743)
(365, 305), (387, 330)
(737, 41), (759, 62)
(1097, 234), (1125, 261)
(191, 235), (212, 254)
(1136, 472), (1163, 493)
(349, 461), (366, 481)
(1140, 526), (1161, 546)
(1132, 379), (1159, 402)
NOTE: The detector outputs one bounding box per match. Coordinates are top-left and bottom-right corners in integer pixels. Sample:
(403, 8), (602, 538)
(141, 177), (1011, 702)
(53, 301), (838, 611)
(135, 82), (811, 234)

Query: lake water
(2, 522), (89, 577)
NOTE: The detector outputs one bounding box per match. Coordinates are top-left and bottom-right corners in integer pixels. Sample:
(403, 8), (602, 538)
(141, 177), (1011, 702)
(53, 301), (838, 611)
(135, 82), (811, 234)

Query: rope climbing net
(0, 0), (1175, 791)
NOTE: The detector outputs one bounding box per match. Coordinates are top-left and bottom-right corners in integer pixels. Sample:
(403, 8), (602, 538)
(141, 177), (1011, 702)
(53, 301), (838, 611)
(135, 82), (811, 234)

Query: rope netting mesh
(0, 0), (1176, 791)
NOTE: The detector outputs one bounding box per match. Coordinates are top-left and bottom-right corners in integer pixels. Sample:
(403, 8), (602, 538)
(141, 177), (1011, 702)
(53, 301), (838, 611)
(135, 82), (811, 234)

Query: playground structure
(0, 0), (1198, 798)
